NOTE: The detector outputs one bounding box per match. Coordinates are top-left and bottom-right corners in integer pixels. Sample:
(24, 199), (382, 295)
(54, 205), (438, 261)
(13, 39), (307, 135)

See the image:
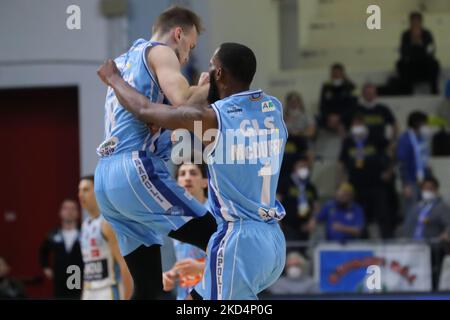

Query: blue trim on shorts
(209, 222), (228, 300)
(138, 151), (199, 217)
(112, 284), (120, 300)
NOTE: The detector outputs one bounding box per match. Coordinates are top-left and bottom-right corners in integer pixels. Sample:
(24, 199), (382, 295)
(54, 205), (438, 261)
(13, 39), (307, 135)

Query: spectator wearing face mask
(280, 92), (316, 185)
(403, 177), (450, 241)
(397, 111), (433, 220)
(278, 157), (319, 242)
(351, 83), (399, 144)
(403, 176), (450, 289)
(309, 183), (365, 242)
(338, 114), (395, 239)
(267, 251), (317, 295)
(318, 63), (357, 134)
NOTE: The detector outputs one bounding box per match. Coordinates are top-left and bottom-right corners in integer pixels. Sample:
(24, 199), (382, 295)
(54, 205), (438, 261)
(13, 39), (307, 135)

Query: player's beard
(207, 70), (220, 104)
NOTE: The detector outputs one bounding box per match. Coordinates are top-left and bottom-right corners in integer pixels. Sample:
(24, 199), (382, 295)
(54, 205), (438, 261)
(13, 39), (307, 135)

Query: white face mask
(422, 190), (437, 201)
(297, 168), (309, 180)
(419, 125), (432, 138)
(286, 266), (302, 279)
(351, 125), (367, 137)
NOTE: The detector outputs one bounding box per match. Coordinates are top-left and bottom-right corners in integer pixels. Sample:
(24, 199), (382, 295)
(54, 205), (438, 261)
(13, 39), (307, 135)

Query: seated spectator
(0, 257), (26, 299)
(338, 114), (395, 239)
(318, 63), (357, 134)
(396, 11), (440, 94)
(278, 156), (320, 242)
(309, 183), (365, 242)
(352, 83), (399, 145)
(403, 176), (450, 241)
(284, 91), (316, 139)
(267, 252), (317, 295)
(397, 111), (433, 220)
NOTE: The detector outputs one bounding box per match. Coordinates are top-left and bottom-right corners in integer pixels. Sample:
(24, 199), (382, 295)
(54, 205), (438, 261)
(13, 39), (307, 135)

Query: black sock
(124, 244), (163, 300)
(168, 212), (217, 251)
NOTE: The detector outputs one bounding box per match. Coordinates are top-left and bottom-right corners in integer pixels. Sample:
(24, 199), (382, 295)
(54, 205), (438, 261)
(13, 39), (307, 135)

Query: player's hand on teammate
(162, 269), (177, 292)
(173, 258), (205, 278)
(197, 72), (210, 86)
(97, 59), (121, 86)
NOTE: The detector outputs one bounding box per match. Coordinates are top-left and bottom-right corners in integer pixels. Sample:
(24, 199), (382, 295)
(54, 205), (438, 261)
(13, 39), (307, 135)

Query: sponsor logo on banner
(315, 243), (432, 293)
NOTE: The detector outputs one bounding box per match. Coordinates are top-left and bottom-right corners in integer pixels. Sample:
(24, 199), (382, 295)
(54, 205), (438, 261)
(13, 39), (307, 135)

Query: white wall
(191, 0), (280, 90)
(0, 0), (122, 175)
(0, 0), (282, 175)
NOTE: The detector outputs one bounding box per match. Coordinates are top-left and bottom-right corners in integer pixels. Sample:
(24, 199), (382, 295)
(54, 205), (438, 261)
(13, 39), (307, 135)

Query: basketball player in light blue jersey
(94, 6), (217, 299)
(97, 42), (288, 300)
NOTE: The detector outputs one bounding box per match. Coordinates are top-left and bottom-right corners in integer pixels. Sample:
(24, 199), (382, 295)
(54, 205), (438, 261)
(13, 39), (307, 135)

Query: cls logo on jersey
(261, 100), (275, 113)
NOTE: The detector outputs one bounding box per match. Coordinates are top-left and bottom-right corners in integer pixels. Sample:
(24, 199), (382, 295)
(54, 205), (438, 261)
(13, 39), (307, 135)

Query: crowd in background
(271, 11), (450, 295)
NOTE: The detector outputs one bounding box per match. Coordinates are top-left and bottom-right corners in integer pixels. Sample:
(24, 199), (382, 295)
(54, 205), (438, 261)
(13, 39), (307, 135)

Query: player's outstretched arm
(97, 59), (217, 135)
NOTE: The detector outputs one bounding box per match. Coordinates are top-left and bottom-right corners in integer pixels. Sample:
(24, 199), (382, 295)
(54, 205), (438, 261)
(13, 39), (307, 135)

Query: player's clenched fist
(97, 59), (121, 86)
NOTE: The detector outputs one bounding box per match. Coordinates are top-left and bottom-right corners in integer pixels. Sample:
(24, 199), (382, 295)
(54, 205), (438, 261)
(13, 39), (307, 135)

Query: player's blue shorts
(194, 219), (286, 300)
(94, 151), (208, 256)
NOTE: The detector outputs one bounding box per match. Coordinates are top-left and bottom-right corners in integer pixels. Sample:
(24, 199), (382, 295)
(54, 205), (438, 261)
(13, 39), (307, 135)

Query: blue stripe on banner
(138, 152), (199, 217)
(209, 222), (228, 300)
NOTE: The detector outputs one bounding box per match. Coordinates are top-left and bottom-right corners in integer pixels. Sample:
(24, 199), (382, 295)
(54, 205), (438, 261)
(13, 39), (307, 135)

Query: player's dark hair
(153, 5), (203, 35)
(175, 162), (207, 179)
(217, 43), (257, 85)
(407, 111), (428, 129)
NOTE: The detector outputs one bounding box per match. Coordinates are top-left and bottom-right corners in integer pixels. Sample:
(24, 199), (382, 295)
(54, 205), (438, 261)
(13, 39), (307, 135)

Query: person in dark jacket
(397, 11), (440, 94)
(39, 199), (83, 299)
(318, 63), (357, 134)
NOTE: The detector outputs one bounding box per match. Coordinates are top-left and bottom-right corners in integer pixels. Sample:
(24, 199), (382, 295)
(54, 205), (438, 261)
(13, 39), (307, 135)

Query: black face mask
(207, 70), (220, 104)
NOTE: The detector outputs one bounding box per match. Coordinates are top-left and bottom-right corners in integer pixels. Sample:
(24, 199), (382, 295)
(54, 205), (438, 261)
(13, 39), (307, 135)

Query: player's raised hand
(97, 59), (120, 86)
(197, 72), (210, 86)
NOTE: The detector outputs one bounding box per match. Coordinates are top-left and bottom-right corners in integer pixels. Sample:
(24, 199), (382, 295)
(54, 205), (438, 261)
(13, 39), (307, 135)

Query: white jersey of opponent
(81, 215), (120, 290)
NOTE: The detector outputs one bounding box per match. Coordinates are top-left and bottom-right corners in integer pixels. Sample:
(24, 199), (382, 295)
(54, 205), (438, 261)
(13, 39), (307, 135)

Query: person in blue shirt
(397, 111), (433, 219)
(310, 183), (365, 242)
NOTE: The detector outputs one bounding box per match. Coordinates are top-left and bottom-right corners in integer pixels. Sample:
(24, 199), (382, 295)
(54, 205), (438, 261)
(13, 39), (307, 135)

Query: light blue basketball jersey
(97, 39), (172, 160)
(206, 89), (288, 223)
